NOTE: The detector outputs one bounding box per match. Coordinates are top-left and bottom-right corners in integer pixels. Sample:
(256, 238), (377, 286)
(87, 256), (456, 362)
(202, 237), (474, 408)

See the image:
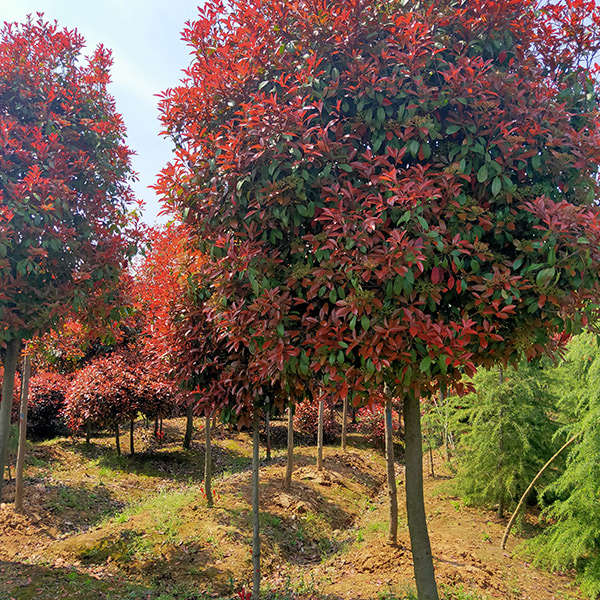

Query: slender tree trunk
(86, 420), (91, 444)
(265, 410), (271, 462)
(129, 419), (135, 455)
(404, 392), (439, 600)
(115, 422), (121, 456)
(205, 412), (213, 507)
(440, 388), (450, 462)
(498, 366), (505, 519)
(15, 353), (31, 511)
(154, 416), (159, 437)
(341, 396), (348, 452)
(429, 446), (435, 478)
(501, 431), (581, 549)
(385, 398), (398, 544)
(183, 401), (194, 449)
(0, 337), (21, 502)
(285, 405), (294, 490)
(317, 395), (324, 470)
(252, 411), (261, 600)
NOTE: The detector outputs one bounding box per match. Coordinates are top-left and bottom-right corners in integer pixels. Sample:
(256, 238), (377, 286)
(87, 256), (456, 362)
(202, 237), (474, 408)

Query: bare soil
(0, 419), (584, 600)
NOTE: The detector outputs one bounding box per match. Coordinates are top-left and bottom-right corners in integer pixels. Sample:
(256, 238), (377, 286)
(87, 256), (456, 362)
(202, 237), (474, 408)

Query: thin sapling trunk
(285, 405), (294, 490)
(205, 411), (213, 507)
(317, 395), (324, 470)
(183, 401), (194, 449)
(385, 397), (398, 544)
(130, 419), (135, 455)
(15, 353), (31, 511)
(342, 396), (348, 452)
(265, 410), (271, 462)
(0, 337), (21, 502)
(252, 411), (261, 600)
(115, 422), (121, 456)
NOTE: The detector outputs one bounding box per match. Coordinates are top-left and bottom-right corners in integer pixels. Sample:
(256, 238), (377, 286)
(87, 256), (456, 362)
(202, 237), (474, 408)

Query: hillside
(0, 419), (583, 600)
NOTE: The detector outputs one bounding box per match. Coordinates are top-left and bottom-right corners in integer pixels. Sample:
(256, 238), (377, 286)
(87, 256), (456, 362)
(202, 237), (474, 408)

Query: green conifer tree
(454, 361), (558, 518)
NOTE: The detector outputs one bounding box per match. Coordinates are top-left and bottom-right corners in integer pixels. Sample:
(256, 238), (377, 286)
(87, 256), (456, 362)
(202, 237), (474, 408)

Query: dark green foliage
(453, 361), (558, 517)
(528, 334), (600, 597)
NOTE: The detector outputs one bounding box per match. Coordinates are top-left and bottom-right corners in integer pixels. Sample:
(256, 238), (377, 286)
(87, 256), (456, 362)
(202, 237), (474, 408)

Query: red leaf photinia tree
(0, 16), (139, 496)
(158, 1), (600, 598)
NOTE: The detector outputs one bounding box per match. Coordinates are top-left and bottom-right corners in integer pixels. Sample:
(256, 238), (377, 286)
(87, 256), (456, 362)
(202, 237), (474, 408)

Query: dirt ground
(0, 421), (585, 600)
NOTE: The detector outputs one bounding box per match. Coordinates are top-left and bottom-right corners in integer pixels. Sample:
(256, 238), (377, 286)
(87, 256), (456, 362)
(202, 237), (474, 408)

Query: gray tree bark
(115, 422), (121, 456)
(129, 419), (135, 455)
(385, 397), (398, 544)
(341, 396), (348, 452)
(317, 395), (324, 470)
(404, 392), (439, 600)
(15, 353), (31, 510)
(285, 405), (294, 490)
(252, 411), (261, 600)
(183, 401), (194, 449)
(205, 411), (213, 507)
(0, 337), (21, 502)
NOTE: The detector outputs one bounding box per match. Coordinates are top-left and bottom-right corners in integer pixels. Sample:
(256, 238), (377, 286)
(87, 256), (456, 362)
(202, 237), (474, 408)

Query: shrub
(26, 372), (69, 439)
(355, 404), (399, 448)
(293, 396), (338, 443)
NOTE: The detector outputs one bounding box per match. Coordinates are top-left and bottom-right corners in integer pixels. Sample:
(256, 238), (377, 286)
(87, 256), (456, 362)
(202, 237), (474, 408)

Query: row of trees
(3, 1), (600, 599)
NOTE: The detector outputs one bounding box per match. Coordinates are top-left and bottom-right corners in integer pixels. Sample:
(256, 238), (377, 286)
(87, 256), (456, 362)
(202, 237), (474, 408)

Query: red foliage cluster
(26, 372), (69, 440)
(63, 353), (177, 434)
(354, 404), (400, 449)
(158, 0), (600, 425)
(293, 395), (338, 443)
(0, 16), (138, 341)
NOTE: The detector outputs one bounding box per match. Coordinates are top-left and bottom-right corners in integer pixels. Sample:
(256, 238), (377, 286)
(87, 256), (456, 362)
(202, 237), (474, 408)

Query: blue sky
(1, 0), (202, 225)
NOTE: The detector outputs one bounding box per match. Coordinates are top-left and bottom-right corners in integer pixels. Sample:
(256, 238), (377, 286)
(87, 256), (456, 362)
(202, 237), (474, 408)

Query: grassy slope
(0, 418), (584, 600)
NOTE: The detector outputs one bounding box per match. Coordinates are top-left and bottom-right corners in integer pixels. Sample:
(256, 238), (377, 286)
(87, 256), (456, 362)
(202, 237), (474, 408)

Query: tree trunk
(317, 395), (324, 470)
(498, 366), (505, 519)
(341, 396), (348, 452)
(205, 412), (213, 507)
(115, 422), (121, 456)
(501, 431), (581, 550)
(0, 336), (21, 502)
(129, 419), (135, 455)
(265, 410), (271, 462)
(86, 420), (91, 444)
(440, 388), (450, 462)
(15, 353), (31, 511)
(285, 405), (294, 490)
(429, 447), (435, 478)
(252, 411), (261, 600)
(154, 416), (159, 437)
(404, 392), (439, 600)
(183, 400), (194, 449)
(385, 398), (398, 544)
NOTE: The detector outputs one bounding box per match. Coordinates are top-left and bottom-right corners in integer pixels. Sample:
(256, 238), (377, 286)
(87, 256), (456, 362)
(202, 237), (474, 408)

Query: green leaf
(492, 176), (502, 196)
(277, 323), (284, 337)
(477, 164), (488, 183)
(513, 257), (523, 270)
(420, 356), (431, 373)
(536, 267), (556, 288)
(361, 314), (370, 330)
(446, 125), (461, 135)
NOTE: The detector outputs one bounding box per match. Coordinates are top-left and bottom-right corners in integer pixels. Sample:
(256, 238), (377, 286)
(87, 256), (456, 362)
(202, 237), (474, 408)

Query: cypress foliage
(529, 334), (600, 597)
(454, 361), (558, 517)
